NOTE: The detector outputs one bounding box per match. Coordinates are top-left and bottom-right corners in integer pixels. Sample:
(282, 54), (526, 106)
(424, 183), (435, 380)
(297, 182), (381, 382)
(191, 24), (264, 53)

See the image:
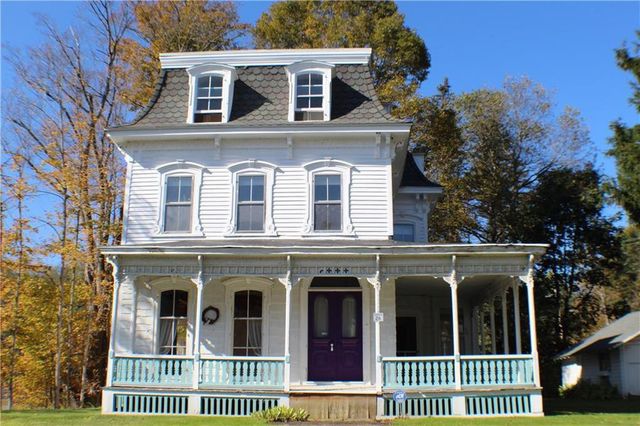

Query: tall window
(159, 290), (188, 355)
(233, 290), (263, 356)
(237, 175), (265, 232)
(194, 75), (223, 123)
(164, 176), (193, 232)
(295, 72), (324, 121)
(314, 174), (341, 231)
(393, 224), (415, 242)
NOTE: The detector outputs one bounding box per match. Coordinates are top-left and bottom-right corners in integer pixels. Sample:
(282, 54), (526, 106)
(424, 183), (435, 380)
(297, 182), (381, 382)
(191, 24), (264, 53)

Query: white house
(101, 48), (546, 419)
(557, 311), (640, 397)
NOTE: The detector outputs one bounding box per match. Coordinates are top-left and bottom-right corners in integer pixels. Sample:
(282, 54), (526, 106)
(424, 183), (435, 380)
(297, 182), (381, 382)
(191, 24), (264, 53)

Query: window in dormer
(295, 72), (324, 121)
(393, 224), (415, 242)
(194, 75), (223, 123)
(237, 175), (265, 232)
(314, 174), (342, 231)
(164, 176), (193, 232)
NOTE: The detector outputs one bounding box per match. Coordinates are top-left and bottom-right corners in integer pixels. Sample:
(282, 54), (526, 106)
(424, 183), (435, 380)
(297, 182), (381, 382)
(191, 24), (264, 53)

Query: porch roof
(101, 241), (547, 257)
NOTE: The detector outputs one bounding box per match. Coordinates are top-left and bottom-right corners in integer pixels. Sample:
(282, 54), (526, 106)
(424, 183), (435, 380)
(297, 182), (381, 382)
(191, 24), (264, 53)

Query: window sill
(301, 231), (356, 238)
(224, 232), (278, 238)
(153, 232), (206, 239)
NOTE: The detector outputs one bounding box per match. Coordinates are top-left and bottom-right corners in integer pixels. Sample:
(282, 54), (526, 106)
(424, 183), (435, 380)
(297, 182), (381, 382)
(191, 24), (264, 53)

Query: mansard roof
(400, 152), (441, 188)
(118, 64), (398, 130)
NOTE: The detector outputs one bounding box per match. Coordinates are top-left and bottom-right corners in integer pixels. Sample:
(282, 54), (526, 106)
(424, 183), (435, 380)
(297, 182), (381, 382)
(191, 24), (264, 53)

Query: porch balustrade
(461, 355), (534, 386)
(200, 356), (285, 388)
(382, 356), (456, 388)
(110, 355), (286, 389)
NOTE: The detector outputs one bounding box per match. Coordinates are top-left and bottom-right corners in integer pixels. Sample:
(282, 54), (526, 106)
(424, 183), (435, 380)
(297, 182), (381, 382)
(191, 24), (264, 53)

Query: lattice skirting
(383, 396), (452, 417)
(201, 396), (279, 416)
(466, 394), (531, 416)
(113, 393), (189, 414)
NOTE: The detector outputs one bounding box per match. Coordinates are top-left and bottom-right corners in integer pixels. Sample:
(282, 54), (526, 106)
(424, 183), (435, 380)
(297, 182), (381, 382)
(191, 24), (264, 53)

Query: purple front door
(308, 291), (363, 381)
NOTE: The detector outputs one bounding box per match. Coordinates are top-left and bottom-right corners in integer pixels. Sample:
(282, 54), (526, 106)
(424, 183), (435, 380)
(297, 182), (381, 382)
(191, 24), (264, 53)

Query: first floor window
(233, 290), (262, 356)
(314, 174), (341, 231)
(393, 224), (415, 242)
(237, 175), (265, 231)
(159, 290), (188, 355)
(164, 175), (193, 232)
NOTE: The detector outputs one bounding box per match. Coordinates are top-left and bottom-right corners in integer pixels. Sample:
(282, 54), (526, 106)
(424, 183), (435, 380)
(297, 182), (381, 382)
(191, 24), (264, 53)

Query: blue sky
(1, 1), (637, 192)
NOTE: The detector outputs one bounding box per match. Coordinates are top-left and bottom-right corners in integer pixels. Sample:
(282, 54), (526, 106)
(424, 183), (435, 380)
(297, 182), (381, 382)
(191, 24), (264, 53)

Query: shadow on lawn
(544, 398), (640, 415)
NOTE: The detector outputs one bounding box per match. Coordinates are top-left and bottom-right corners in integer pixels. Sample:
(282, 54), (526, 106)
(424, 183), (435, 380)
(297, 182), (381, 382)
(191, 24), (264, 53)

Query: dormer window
(186, 63), (237, 124)
(285, 61), (334, 122)
(295, 73), (324, 121)
(194, 75), (223, 123)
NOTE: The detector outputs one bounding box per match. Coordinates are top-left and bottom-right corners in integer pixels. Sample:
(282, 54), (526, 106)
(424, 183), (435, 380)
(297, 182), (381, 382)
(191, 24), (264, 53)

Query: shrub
(252, 406), (310, 422)
(559, 379), (620, 400)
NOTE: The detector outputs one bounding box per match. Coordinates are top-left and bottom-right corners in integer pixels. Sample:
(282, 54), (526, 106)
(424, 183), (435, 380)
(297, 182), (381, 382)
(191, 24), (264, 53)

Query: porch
(101, 243), (545, 418)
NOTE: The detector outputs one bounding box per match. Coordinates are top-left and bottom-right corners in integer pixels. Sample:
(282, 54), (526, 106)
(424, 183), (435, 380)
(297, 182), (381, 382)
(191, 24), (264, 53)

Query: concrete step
(290, 394), (377, 421)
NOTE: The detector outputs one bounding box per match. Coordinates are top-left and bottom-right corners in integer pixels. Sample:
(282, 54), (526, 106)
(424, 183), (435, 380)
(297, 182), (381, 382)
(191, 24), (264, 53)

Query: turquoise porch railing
(461, 355), (534, 386)
(112, 355), (193, 386)
(200, 356), (285, 389)
(382, 356), (456, 388)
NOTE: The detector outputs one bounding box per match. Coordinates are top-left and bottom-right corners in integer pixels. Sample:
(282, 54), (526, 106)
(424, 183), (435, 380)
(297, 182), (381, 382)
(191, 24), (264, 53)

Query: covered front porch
(101, 242), (545, 418)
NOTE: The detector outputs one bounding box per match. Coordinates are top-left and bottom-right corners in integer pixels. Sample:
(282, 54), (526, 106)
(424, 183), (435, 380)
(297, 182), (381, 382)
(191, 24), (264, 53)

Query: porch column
(521, 255), (541, 387)
(444, 262), (462, 391)
(105, 256), (121, 388)
(501, 289), (510, 354)
(472, 306), (479, 353)
(489, 301), (496, 354)
(130, 281), (137, 353)
(513, 280), (522, 354)
(283, 279), (292, 392)
(192, 257), (204, 390)
(367, 276), (383, 393)
(479, 306), (485, 354)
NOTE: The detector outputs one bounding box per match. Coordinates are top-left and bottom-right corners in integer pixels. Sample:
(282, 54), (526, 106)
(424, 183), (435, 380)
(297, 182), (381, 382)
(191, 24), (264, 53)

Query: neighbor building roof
(556, 311), (640, 360)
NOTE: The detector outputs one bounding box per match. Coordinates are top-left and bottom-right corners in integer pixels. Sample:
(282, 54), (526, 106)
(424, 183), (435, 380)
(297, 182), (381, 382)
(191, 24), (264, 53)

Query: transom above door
(308, 289), (363, 381)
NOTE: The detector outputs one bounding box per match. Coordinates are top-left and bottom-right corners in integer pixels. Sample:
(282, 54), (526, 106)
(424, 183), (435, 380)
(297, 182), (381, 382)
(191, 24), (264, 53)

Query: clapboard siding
(123, 138), (404, 243)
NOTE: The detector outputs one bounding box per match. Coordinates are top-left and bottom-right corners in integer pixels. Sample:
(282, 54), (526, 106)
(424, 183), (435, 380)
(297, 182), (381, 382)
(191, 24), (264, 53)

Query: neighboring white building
(557, 311), (640, 397)
(101, 48), (547, 419)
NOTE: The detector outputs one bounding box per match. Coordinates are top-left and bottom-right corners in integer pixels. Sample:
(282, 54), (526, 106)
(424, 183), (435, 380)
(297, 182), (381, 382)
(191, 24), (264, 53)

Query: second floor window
(194, 75), (223, 123)
(314, 174), (341, 231)
(295, 72), (324, 121)
(393, 224), (415, 242)
(164, 176), (192, 232)
(237, 175), (265, 232)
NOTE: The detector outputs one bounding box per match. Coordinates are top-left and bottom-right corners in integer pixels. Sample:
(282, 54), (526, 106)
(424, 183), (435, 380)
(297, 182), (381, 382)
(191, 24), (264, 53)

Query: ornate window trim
(154, 161), (207, 238)
(186, 63), (237, 124)
(285, 61), (334, 122)
(224, 160), (279, 237)
(302, 158), (355, 236)
(222, 277), (273, 355)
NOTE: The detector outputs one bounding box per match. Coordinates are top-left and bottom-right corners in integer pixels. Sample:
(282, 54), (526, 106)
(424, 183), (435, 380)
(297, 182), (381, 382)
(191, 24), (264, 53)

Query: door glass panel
(342, 296), (357, 338)
(313, 296), (329, 338)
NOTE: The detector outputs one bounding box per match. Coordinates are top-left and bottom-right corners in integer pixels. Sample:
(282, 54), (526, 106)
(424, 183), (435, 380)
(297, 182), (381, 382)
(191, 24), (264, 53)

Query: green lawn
(2, 400), (639, 425)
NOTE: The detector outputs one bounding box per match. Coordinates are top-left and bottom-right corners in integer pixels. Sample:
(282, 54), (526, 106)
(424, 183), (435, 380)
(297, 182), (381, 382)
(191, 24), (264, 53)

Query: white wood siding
(122, 137), (398, 243)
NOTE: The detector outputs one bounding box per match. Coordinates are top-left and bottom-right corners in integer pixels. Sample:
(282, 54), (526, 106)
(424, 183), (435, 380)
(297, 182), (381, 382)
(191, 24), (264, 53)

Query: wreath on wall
(202, 306), (220, 325)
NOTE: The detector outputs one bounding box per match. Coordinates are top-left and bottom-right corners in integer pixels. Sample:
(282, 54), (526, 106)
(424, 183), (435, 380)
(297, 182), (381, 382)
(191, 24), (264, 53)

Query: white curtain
(159, 319), (173, 354)
(248, 320), (262, 355)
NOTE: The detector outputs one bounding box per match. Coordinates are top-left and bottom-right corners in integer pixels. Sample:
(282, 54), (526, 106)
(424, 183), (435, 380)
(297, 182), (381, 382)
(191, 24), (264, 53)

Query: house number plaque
(373, 312), (384, 322)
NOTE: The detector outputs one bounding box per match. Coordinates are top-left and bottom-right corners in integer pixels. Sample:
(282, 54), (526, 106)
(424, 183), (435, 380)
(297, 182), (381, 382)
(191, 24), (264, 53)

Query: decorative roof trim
(160, 48), (372, 69)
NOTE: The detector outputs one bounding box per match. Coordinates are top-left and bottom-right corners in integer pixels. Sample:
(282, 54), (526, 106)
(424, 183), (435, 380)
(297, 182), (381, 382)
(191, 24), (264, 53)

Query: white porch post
(279, 255), (293, 393)
(444, 256), (462, 391)
(479, 306), (485, 354)
(368, 254), (383, 393)
(192, 256), (204, 390)
(130, 281), (138, 353)
(521, 254), (541, 387)
(105, 256), (121, 388)
(501, 289), (510, 354)
(513, 281), (522, 354)
(472, 306), (479, 353)
(489, 301), (496, 354)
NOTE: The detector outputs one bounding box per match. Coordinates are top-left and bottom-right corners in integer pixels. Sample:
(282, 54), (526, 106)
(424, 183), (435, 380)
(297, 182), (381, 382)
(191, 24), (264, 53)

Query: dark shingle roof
(120, 64), (398, 129)
(400, 152), (442, 188)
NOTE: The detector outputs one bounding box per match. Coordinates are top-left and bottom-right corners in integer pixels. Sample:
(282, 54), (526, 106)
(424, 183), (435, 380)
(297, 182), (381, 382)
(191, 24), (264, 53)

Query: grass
(2, 399), (639, 425)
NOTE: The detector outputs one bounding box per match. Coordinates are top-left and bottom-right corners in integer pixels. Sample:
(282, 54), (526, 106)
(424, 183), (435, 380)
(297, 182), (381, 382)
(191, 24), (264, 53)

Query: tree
(253, 1), (430, 107)
(121, 1), (249, 109)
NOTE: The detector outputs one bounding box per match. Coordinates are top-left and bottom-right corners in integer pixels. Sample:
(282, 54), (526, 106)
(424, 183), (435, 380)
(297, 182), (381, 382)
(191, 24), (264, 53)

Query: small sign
(373, 312), (384, 323)
(392, 390), (407, 404)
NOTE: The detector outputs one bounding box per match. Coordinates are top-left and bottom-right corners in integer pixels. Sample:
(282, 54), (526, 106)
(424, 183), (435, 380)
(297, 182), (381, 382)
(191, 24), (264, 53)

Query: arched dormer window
(155, 161), (208, 237)
(186, 63), (237, 124)
(285, 61), (334, 122)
